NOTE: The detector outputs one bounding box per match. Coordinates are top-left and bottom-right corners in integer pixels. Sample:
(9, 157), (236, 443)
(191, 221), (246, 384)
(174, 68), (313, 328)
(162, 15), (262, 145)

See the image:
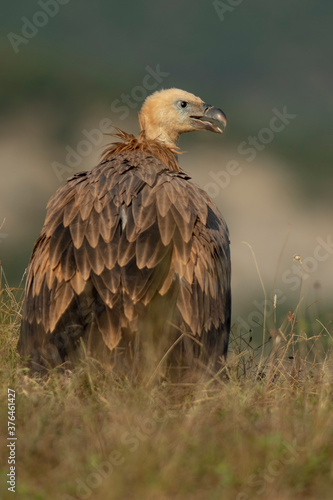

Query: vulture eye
(180, 101), (187, 108)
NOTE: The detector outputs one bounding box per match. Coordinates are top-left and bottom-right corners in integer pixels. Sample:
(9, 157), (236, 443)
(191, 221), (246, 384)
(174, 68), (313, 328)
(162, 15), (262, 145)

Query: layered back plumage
(18, 88), (231, 378)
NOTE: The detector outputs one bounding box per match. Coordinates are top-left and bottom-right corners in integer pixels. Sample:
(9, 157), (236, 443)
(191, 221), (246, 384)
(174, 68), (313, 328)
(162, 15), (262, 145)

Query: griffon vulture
(18, 88), (231, 377)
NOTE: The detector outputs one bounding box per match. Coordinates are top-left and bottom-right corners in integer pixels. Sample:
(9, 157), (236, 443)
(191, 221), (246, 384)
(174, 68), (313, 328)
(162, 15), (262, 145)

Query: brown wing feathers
(19, 133), (230, 369)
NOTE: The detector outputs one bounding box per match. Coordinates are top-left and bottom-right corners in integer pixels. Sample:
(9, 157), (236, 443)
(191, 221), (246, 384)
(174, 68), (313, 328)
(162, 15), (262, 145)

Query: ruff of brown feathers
(101, 127), (181, 172)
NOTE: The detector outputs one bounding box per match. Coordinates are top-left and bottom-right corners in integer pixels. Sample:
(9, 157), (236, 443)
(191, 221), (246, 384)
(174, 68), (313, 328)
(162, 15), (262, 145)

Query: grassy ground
(0, 267), (333, 500)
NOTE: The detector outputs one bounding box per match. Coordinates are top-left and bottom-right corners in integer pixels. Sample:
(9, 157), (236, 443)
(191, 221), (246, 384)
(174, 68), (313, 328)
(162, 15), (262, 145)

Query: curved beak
(190, 103), (227, 134)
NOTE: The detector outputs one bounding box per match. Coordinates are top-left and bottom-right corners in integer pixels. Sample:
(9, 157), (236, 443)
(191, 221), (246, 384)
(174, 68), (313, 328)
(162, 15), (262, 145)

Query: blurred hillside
(0, 0), (332, 330)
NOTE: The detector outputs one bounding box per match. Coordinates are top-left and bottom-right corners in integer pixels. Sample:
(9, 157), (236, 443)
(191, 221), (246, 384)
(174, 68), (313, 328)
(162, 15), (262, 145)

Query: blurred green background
(0, 0), (332, 335)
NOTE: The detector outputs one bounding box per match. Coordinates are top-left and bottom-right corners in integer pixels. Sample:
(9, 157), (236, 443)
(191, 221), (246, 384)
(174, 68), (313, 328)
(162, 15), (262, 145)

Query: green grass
(0, 266), (333, 500)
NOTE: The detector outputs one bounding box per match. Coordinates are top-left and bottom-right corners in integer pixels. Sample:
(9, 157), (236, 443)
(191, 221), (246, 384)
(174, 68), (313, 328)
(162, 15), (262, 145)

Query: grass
(0, 265), (333, 500)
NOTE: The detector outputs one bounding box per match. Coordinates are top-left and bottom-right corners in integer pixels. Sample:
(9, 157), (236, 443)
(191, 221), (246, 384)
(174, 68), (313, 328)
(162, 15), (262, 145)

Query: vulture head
(139, 88), (227, 148)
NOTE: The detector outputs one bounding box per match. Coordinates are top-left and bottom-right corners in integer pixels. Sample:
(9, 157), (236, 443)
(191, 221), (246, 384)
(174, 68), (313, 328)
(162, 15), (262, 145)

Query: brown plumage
(18, 88), (231, 377)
